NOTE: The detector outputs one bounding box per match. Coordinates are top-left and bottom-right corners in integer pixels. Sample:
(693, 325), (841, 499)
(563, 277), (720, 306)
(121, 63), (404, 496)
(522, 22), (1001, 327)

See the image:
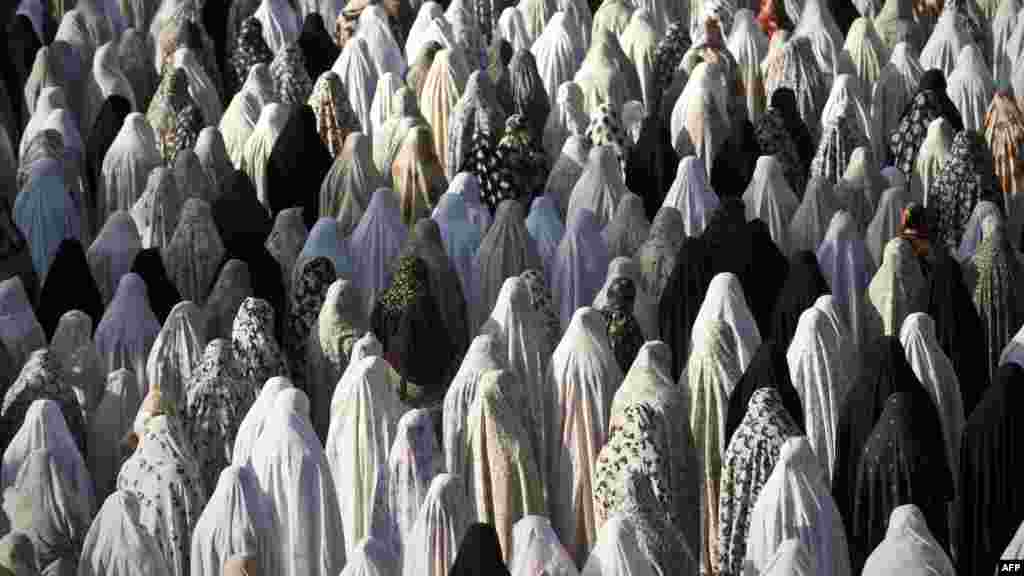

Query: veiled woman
(375, 87), (428, 177)
(231, 297), (290, 393)
(221, 64), (278, 170)
(229, 18), (275, 97)
(49, 311), (104, 418)
(946, 44), (995, 132)
(472, 199), (542, 328)
(929, 130), (1001, 248)
(444, 334), (507, 483)
(401, 473), (473, 576)
(762, 36), (829, 143)
(249, 388), (346, 576)
(810, 75), (871, 186)
(160, 198), (225, 307)
(14, 165), (82, 284)
(309, 71), (361, 159)
(671, 61), (730, 179)
(419, 49), (467, 177)
(545, 307), (623, 565)
(146, 300), (207, 416)
(349, 188), (409, 316)
(117, 409), (208, 576)
(37, 239), (103, 340)
(204, 259), (253, 342)
(871, 42), (923, 180)
(985, 91), (1024, 244)
(635, 206), (685, 301)
(542, 82), (588, 165)
(968, 219), (1024, 383)
(888, 69), (964, 175)
(241, 103), (291, 212)
(755, 88), (815, 199)
(189, 465), (272, 576)
(266, 104), (334, 230)
(392, 125), (447, 228)
(532, 13), (585, 109)
(406, 218), (470, 356)
(573, 29), (636, 116)
(332, 37), (379, 136)
(817, 210), (875, 350)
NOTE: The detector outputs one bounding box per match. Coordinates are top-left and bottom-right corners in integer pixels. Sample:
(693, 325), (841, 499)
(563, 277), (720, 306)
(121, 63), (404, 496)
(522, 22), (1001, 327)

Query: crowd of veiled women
(2, 0), (1024, 573)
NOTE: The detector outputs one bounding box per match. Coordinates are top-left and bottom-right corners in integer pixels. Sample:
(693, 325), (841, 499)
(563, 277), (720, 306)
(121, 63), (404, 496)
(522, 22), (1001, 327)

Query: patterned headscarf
(756, 89), (812, 195)
(286, 257), (337, 387)
(810, 115), (869, 185)
(466, 121), (502, 214)
(598, 276), (645, 373)
(493, 114), (548, 208)
(231, 18), (275, 96)
(520, 268), (561, 351)
(271, 43), (314, 105)
(888, 71), (964, 175)
(929, 130), (1000, 247)
(377, 254), (431, 319)
(652, 21), (691, 96)
(309, 71), (361, 157)
(586, 103), (628, 176)
(231, 297), (290, 389)
(972, 221), (1024, 384)
(169, 104), (204, 166)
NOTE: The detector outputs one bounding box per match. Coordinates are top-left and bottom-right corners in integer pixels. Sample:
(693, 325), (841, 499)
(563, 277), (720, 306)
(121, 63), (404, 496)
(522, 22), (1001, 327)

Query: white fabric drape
(146, 301), (207, 413)
(671, 61), (730, 178)
(913, 118), (954, 206)
(816, 210), (875, 350)
(332, 38), (379, 135)
(946, 43), (996, 132)
(918, 9), (971, 78)
(358, 6), (407, 80)
(727, 9), (769, 126)
(387, 408), (443, 562)
(567, 145), (629, 227)
(190, 465), (272, 576)
(401, 473), (473, 576)
(232, 376), (293, 467)
(533, 14), (585, 106)
(0, 277), (46, 373)
(241, 103), (290, 211)
(860, 505), (956, 576)
(692, 272), (762, 373)
(78, 491), (174, 576)
(663, 156), (720, 238)
(94, 273), (161, 398)
(88, 211), (143, 305)
(743, 156), (800, 256)
(253, 0), (301, 53)
(865, 186), (910, 268)
(552, 209), (612, 330)
(88, 369), (141, 501)
(510, 516), (580, 576)
(100, 113), (162, 222)
(871, 43), (923, 181)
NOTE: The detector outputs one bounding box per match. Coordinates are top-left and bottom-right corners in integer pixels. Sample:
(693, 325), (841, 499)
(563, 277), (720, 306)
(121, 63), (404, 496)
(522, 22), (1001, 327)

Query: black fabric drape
(658, 235), (711, 380)
(37, 239), (104, 339)
(770, 250), (829, 351)
(130, 248), (183, 325)
(4, 14), (42, 145)
(86, 95), (132, 228)
(449, 523), (511, 576)
(0, 196), (39, 308)
(957, 363), (1024, 576)
(927, 246), (988, 414)
(851, 390), (953, 574)
(265, 104), (332, 230)
(724, 339), (805, 447)
(627, 114), (679, 222)
(202, 0), (230, 91)
(831, 336), (935, 531)
(213, 168), (273, 258)
(298, 14), (339, 83)
(710, 118), (761, 199)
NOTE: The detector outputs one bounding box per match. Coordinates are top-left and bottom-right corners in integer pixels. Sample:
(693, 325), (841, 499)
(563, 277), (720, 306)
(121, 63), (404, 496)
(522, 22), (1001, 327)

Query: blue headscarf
(299, 217), (353, 279)
(431, 192), (482, 297)
(526, 195), (564, 279)
(14, 168), (81, 283)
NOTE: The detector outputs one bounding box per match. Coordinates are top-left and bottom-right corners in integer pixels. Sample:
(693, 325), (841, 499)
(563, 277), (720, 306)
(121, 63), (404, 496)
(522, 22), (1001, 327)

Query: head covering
(401, 473), (472, 576)
(532, 14), (584, 113)
(37, 239), (103, 340)
(350, 188), (409, 314)
(230, 17), (275, 96)
(861, 505), (956, 576)
(691, 272), (762, 374)
(116, 414), (208, 576)
(387, 408), (443, 558)
(265, 207), (308, 290)
(816, 210), (874, 350)
(85, 95), (132, 216)
(14, 171), (81, 284)
(850, 390), (953, 572)
(309, 72), (361, 160)
(763, 37), (829, 144)
(297, 218), (351, 283)
(865, 237), (929, 340)
(432, 191), (483, 298)
(509, 516), (577, 576)
(443, 333), (506, 486)
(325, 356), (406, 554)
(546, 307), (623, 564)
(270, 43), (313, 106)
(756, 88), (815, 199)
(545, 135), (590, 221)
(871, 43), (924, 176)
(143, 299), (206, 416)
(267, 105), (334, 230)
(130, 247), (182, 326)
(930, 130), (1000, 248)
(204, 259), (253, 341)
(566, 145), (628, 228)
(252, 0), (301, 53)
(744, 437), (852, 576)
(392, 125), (447, 228)
(671, 61), (730, 178)
(946, 41), (995, 127)
(419, 49), (466, 178)
(970, 218), (1024, 376)
(332, 37), (379, 135)
(94, 272), (162, 398)
(660, 157), (719, 240)
(573, 29), (635, 116)
(770, 251), (829, 350)
(909, 116), (955, 204)
(551, 209), (611, 331)
(450, 523), (511, 575)
(161, 198), (225, 306)
(78, 491), (174, 576)
(865, 186), (910, 267)
(985, 92), (1024, 241)
(888, 69), (964, 175)
(542, 82), (588, 164)
(473, 200), (541, 327)
(241, 102), (290, 211)
(231, 296), (289, 393)
(743, 155), (800, 255)
(231, 376), (292, 467)
(284, 256), (336, 392)
(635, 206), (685, 300)
(131, 166), (182, 251)
(173, 149), (212, 204)
(189, 465), (271, 576)
(299, 13), (340, 81)
(601, 194), (649, 260)
(320, 133), (380, 236)
(249, 388), (346, 576)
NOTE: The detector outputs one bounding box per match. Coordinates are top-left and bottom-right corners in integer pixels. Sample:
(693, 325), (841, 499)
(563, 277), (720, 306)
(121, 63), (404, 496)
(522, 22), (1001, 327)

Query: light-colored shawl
(992, 0), (1021, 85)
(621, 9), (659, 116)
(532, 14), (584, 108)
(432, 191), (483, 297)
(50, 310), (105, 415)
(744, 437), (852, 576)
(671, 61), (731, 178)
(552, 209), (611, 330)
(370, 73), (404, 145)
(445, 71), (506, 181)
(253, 0), (302, 53)
(78, 491), (174, 576)
(791, 0), (843, 77)
(174, 149), (213, 205)
(406, 3), (445, 62)
(1, 399), (93, 517)
(332, 37), (379, 135)
(472, 199), (542, 329)
(860, 505), (956, 576)
(189, 465), (272, 576)
(250, 389), (346, 576)
(544, 135), (589, 220)
(918, 9), (971, 78)
(443, 332), (506, 482)
(566, 145), (628, 227)
(161, 198), (225, 306)
(308, 278), (365, 438)
(843, 18), (888, 107)
(326, 356), (406, 555)
(763, 36), (829, 141)
(420, 49), (468, 176)
(0, 277), (44, 376)
(195, 128), (232, 201)
(392, 125), (447, 228)
(94, 273), (161, 398)
(14, 170), (82, 284)
(349, 188), (409, 316)
(865, 237), (928, 339)
(786, 305), (852, 486)
(727, 9), (769, 126)
(145, 300), (207, 413)
(387, 408), (443, 561)
(401, 473), (473, 576)
(322, 132), (381, 235)
(87, 370), (141, 500)
(789, 177), (839, 255)
(816, 210), (875, 350)
(510, 516), (579, 576)
(467, 369), (547, 561)
(172, 47), (223, 127)
(545, 307), (623, 565)
(743, 155), (800, 256)
(116, 414), (208, 576)
(499, 7), (531, 51)
(592, 0), (633, 41)
(899, 312), (964, 491)
(865, 186), (910, 267)
(574, 29), (634, 115)
(339, 538), (394, 576)
(543, 82), (589, 162)
(92, 42), (138, 117)
(819, 73), (873, 146)
(231, 376), (293, 466)
(297, 218), (352, 282)
(663, 156), (720, 238)
(241, 103), (291, 211)
(523, 197), (564, 281)
(581, 514), (658, 576)
(601, 194), (649, 261)
(684, 318), (741, 575)
(870, 43), (923, 175)
(357, 5), (407, 79)
(947, 44), (995, 132)
(913, 117), (954, 206)
(221, 64), (278, 169)
(692, 272), (762, 373)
